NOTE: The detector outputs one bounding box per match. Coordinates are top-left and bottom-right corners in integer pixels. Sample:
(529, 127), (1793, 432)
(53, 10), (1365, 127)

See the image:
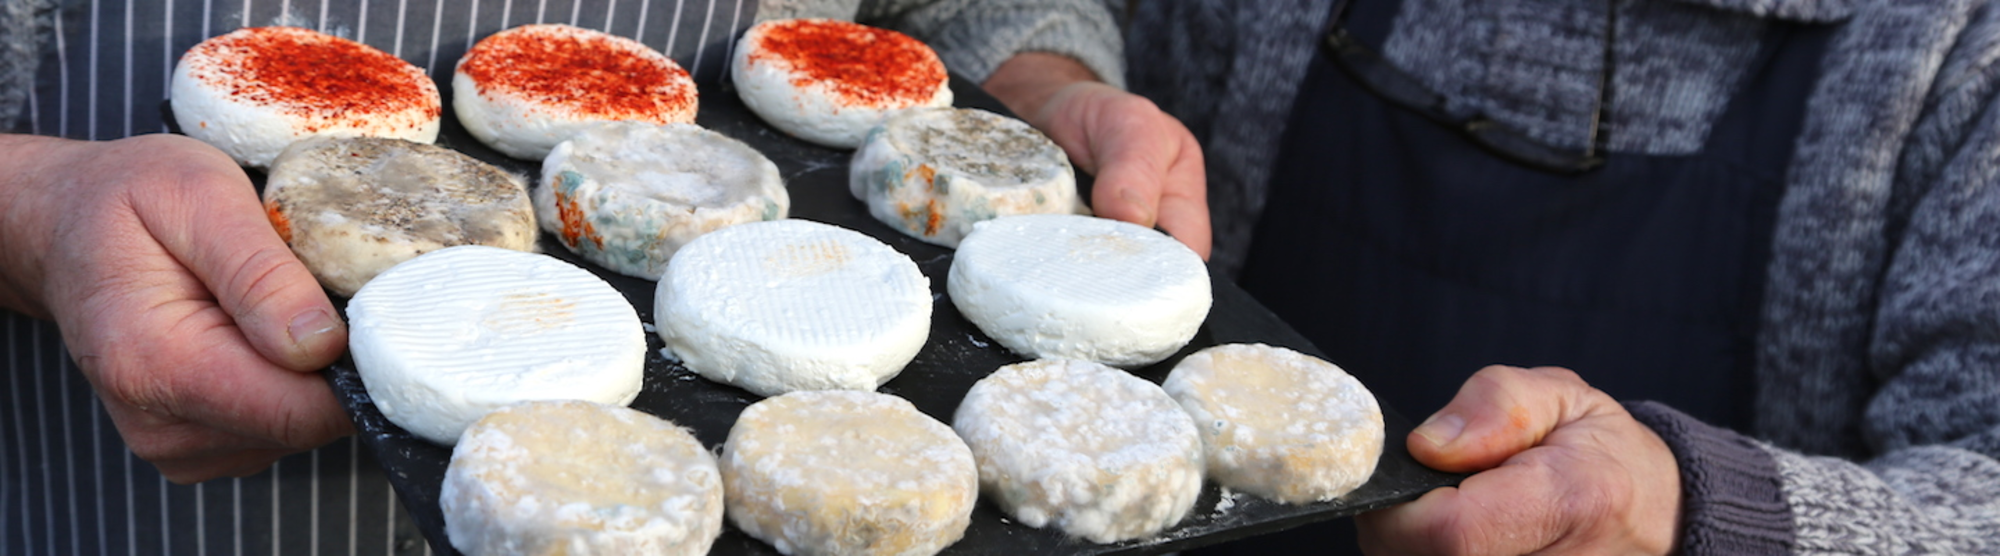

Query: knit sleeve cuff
(1625, 401), (1794, 555)
(915, 7), (1126, 90)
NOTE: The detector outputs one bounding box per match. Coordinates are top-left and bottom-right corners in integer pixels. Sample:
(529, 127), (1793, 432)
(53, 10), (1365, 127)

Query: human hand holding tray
(311, 78), (1464, 555)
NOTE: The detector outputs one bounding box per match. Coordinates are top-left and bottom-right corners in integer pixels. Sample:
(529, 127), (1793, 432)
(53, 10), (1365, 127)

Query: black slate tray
(302, 78), (1463, 555)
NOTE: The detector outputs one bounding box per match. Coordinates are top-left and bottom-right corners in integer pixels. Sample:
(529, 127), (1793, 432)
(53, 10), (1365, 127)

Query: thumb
(130, 135), (347, 372)
(1408, 365), (1596, 473)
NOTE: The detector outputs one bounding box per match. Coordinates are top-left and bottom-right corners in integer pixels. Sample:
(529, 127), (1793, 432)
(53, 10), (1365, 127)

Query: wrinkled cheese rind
(1162, 344), (1384, 504)
(848, 107), (1084, 247)
(731, 19), (952, 149)
(442, 400), (724, 556)
(952, 359), (1203, 544)
(536, 122), (788, 280)
(948, 214), (1211, 368)
(655, 219), (930, 397)
(348, 246), (646, 446)
(722, 390), (977, 556)
(264, 136), (536, 297)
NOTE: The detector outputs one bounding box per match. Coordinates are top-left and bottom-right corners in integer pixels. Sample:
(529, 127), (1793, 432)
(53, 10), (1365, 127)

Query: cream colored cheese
(722, 391), (977, 556)
(1163, 344), (1384, 503)
(442, 400), (724, 556)
(952, 359), (1204, 544)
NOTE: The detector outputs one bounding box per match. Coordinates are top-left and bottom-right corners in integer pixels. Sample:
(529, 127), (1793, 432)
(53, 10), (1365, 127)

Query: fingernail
(1414, 412), (1465, 448)
(288, 309), (343, 347)
(1120, 188), (1156, 226)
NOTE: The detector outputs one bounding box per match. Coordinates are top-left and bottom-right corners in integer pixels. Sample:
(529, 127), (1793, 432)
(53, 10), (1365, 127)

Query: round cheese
(731, 18), (952, 149)
(455, 24), (698, 160)
(536, 121), (788, 280)
(1163, 344), (1383, 503)
(654, 219), (930, 397)
(948, 214), (1211, 368)
(849, 107), (1083, 247)
(263, 135), (536, 297)
(442, 400), (724, 556)
(348, 246), (646, 446)
(952, 359), (1204, 544)
(722, 391), (977, 555)
(170, 26), (441, 168)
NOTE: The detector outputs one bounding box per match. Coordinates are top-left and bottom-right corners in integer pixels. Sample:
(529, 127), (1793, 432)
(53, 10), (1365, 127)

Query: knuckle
(224, 246), (308, 321)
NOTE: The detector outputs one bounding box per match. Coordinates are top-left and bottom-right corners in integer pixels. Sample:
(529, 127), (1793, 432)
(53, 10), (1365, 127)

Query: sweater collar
(1669, 0), (1855, 22)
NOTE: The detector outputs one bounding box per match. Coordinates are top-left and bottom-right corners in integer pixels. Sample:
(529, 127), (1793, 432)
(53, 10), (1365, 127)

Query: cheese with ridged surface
(348, 246), (645, 446)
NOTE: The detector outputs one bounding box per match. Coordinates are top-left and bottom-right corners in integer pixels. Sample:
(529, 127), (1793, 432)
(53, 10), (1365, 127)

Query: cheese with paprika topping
(732, 18), (952, 149)
(170, 26), (441, 168)
(455, 24), (698, 160)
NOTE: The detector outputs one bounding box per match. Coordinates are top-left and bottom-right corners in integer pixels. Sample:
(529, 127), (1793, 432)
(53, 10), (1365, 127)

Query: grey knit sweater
(1132, 0), (2000, 551)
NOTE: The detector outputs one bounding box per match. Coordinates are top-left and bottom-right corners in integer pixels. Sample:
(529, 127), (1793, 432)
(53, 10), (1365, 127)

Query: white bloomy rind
(849, 107), (1083, 247)
(170, 26), (440, 168)
(655, 220), (932, 397)
(952, 359), (1204, 544)
(1163, 343), (1384, 504)
(722, 391), (978, 556)
(731, 18), (952, 149)
(348, 246), (646, 446)
(948, 214), (1211, 368)
(442, 400), (724, 556)
(537, 122), (789, 280)
(453, 24), (697, 160)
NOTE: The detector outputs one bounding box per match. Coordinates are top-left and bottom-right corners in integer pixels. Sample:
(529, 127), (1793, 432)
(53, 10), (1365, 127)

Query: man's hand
(1357, 365), (1683, 555)
(1, 133), (352, 483)
(983, 53), (1212, 258)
